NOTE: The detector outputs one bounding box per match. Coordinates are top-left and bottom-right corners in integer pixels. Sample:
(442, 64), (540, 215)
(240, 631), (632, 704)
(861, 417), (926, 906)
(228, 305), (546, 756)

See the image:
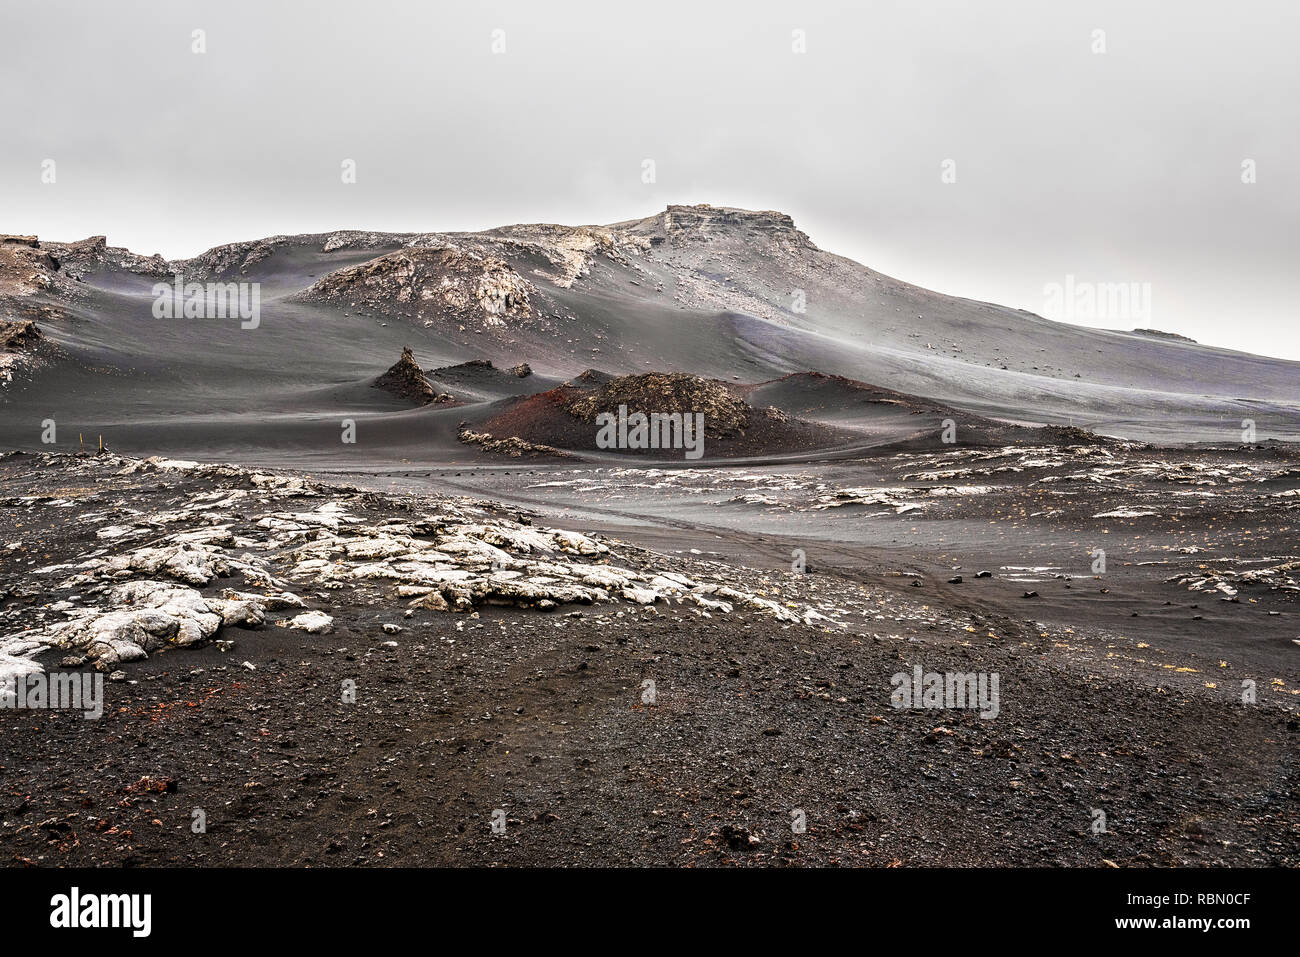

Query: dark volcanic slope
(427, 359), (564, 404)
(744, 371), (1037, 447)
(1, 207), (1298, 466)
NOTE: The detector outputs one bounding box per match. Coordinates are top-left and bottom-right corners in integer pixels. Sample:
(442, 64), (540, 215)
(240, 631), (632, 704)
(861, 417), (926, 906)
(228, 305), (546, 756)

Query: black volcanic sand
(384, 443), (1300, 678)
(1, 449), (1297, 867)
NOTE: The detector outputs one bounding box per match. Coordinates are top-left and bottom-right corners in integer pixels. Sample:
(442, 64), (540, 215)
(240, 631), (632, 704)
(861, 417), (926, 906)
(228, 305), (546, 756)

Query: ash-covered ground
(1, 448), (1296, 867)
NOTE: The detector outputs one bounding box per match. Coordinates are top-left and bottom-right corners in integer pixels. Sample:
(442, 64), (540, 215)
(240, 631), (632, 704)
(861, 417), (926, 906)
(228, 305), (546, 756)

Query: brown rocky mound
(372, 347), (436, 404)
(297, 245), (535, 328)
(566, 372), (751, 438)
(466, 372), (853, 460)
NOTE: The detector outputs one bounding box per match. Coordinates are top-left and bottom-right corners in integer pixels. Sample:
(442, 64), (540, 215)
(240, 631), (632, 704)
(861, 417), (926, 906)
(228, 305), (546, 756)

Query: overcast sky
(2, 0), (1297, 357)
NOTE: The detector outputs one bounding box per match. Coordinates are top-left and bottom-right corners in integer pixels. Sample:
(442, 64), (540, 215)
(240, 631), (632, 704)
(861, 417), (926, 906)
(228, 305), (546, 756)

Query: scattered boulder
(26, 580), (264, 670)
(286, 611), (334, 634)
(100, 542), (231, 586)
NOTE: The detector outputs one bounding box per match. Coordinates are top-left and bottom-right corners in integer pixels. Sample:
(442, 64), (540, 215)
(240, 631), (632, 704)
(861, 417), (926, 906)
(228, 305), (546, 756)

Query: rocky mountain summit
(619, 203), (814, 251)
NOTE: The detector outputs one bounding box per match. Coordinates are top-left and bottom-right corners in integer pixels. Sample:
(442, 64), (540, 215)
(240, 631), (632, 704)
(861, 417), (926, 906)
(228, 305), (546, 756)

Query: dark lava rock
(373, 346), (436, 404)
